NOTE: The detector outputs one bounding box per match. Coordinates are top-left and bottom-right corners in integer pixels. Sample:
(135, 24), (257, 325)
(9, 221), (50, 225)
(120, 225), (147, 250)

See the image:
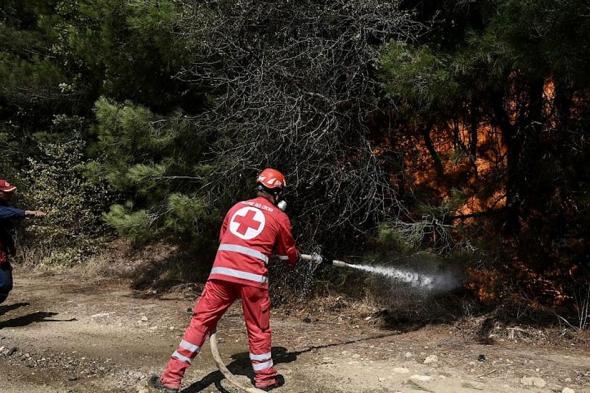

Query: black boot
(255, 374), (285, 391)
(148, 374), (179, 393)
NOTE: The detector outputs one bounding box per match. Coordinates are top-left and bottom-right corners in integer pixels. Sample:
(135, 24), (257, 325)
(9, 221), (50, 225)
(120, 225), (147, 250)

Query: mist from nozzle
(334, 262), (460, 293)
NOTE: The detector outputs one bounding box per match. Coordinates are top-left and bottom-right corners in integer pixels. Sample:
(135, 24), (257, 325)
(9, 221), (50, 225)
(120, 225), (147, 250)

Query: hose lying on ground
(209, 330), (268, 393)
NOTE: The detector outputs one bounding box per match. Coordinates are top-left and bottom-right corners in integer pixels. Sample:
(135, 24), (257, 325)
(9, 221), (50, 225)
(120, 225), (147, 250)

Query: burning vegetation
(381, 10), (590, 320)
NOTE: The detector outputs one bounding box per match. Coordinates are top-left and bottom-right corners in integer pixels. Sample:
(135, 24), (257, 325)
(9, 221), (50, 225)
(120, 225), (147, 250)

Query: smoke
(341, 263), (461, 293)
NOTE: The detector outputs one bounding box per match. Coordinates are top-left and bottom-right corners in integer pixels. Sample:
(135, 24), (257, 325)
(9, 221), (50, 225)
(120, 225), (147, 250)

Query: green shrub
(18, 116), (113, 264)
(89, 98), (219, 250)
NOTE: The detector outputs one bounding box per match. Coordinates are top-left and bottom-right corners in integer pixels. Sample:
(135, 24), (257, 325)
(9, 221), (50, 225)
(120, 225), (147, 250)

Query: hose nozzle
(331, 260), (348, 268)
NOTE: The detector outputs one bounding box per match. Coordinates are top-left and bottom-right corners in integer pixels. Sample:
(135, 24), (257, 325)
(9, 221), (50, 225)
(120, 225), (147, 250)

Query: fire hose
(209, 330), (267, 393)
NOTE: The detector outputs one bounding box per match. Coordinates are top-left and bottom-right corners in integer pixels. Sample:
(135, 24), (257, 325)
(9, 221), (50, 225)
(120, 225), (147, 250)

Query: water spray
(300, 253), (459, 292)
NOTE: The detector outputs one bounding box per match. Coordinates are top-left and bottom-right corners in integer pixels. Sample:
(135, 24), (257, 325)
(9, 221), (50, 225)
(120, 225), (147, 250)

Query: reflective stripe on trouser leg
(171, 351), (191, 364)
(250, 351), (273, 372)
(179, 339), (200, 353)
(250, 352), (272, 361)
(171, 338), (201, 364)
(172, 340), (200, 364)
(252, 359), (274, 371)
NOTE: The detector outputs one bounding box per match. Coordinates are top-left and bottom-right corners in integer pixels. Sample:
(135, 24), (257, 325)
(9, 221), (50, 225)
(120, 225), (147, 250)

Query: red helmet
(256, 168), (286, 190)
(0, 179), (17, 193)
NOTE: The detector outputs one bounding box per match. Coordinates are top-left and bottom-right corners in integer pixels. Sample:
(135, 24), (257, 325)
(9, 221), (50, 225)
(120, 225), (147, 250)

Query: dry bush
(177, 0), (423, 253)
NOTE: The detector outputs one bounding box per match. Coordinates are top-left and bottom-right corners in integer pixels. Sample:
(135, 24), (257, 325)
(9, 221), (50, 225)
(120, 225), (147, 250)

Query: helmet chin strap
(256, 184), (285, 209)
(271, 191), (287, 211)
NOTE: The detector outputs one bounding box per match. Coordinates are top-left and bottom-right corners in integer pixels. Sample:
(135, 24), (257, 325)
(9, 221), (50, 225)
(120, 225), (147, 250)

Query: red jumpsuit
(160, 196), (298, 389)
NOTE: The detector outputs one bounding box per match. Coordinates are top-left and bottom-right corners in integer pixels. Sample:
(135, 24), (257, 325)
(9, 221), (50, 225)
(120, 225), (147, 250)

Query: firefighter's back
(209, 196), (291, 288)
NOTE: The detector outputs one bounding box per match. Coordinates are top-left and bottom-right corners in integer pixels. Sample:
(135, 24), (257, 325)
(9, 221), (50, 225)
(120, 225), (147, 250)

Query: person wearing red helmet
(150, 168), (299, 393)
(0, 179), (46, 305)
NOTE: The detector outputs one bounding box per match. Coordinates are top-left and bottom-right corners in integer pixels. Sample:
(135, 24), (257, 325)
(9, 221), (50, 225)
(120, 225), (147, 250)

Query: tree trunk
(421, 123), (445, 178)
(492, 92), (520, 234)
(554, 78), (573, 131)
(520, 78), (545, 218)
(470, 98), (478, 160)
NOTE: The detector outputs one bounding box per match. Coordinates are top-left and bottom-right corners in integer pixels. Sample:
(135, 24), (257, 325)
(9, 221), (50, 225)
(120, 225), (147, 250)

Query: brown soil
(1, 269), (589, 393)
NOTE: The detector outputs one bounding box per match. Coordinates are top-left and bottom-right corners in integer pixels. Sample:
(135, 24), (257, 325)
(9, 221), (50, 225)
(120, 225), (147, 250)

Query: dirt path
(0, 270), (589, 393)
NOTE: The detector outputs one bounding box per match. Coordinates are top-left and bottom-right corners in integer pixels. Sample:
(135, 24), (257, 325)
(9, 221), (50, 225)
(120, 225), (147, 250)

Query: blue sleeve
(0, 206), (26, 220)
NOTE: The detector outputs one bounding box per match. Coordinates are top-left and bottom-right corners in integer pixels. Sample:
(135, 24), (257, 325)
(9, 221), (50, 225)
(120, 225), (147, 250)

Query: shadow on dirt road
(0, 310), (76, 329)
(0, 302), (30, 315)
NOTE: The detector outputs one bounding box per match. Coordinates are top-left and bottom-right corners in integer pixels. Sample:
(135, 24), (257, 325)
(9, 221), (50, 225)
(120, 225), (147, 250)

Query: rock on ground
(410, 375), (433, 382)
(520, 376), (546, 388)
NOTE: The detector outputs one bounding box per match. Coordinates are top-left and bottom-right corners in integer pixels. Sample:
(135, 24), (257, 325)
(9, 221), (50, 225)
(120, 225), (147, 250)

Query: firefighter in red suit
(150, 168), (299, 392)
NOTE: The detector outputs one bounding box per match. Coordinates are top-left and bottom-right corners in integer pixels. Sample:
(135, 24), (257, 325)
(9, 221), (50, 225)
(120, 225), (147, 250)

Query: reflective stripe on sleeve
(218, 244), (269, 264)
(172, 351), (191, 364)
(276, 255), (289, 260)
(252, 359), (274, 371)
(210, 267), (268, 284)
(249, 352), (272, 361)
(179, 339), (200, 353)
